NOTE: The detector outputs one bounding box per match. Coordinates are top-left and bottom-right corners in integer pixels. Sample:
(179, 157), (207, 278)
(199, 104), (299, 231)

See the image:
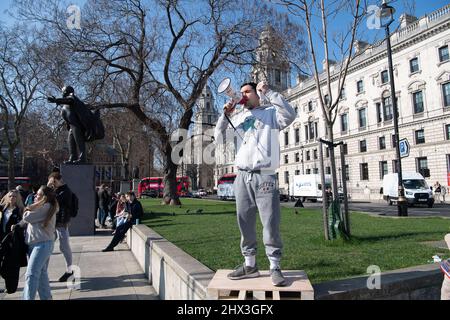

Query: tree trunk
(327, 120), (351, 237)
(8, 147), (16, 190)
(327, 124), (339, 203)
(162, 138), (181, 206)
(123, 161), (129, 180)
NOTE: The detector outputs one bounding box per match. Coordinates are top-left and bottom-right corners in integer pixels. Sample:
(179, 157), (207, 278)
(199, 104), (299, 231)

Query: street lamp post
(379, 0), (408, 216)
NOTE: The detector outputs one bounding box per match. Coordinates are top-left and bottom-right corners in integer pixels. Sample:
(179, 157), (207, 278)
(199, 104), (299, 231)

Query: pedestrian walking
(14, 186), (58, 300)
(47, 172), (75, 283)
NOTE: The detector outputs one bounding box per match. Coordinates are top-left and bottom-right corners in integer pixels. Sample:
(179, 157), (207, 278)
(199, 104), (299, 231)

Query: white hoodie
(214, 90), (296, 173)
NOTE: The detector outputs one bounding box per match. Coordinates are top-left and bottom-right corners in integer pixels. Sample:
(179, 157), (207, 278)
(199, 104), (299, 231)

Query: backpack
(70, 192), (79, 218)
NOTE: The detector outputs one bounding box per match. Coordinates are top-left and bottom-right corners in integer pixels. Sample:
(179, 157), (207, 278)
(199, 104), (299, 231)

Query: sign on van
(399, 138), (409, 158)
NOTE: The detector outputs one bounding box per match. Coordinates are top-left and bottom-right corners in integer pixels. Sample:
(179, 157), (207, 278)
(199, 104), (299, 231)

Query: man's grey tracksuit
(214, 90), (296, 263)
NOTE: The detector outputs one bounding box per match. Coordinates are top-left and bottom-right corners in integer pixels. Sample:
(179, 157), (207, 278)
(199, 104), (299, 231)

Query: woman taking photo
(0, 190), (24, 241)
(15, 186), (58, 300)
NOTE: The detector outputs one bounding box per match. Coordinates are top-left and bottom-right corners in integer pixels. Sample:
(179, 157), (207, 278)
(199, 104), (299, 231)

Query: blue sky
(1, 0), (448, 91)
(1, 0), (448, 27)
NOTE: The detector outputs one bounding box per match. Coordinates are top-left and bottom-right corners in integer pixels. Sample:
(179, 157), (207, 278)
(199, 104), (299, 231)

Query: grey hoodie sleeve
(21, 203), (51, 224)
(266, 90), (297, 130)
(214, 114), (230, 144)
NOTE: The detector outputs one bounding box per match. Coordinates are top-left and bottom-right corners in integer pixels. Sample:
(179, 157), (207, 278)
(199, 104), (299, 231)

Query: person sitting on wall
(101, 192), (143, 252)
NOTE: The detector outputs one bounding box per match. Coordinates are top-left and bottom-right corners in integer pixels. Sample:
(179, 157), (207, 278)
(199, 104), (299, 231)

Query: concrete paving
(0, 229), (158, 300)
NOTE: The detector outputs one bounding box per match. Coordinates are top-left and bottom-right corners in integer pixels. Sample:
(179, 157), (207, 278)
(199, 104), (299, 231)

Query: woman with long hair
(15, 186), (59, 300)
(0, 190), (24, 241)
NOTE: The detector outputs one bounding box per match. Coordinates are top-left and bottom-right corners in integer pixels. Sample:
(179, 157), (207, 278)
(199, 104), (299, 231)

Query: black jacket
(0, 206), (22, 242)
(126, 199), (144, 224)
(55, 184), (73, 225)
(0, 227), (28, 293)
(98, 189), (110, 210)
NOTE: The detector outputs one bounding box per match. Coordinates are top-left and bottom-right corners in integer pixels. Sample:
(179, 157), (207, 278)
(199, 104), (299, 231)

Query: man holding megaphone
(214, 80), (296, 287)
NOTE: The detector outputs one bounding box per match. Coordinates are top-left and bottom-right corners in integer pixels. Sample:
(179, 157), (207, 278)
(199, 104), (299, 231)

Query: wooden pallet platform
(206, 270), (314, 300)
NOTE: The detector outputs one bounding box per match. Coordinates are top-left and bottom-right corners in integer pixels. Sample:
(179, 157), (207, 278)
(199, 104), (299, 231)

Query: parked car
(198, 189), (208, 197)
(191, 190), (202, 198)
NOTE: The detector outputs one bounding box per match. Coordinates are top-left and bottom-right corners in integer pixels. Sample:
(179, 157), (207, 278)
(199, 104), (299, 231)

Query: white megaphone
(217, 78), (247, 106)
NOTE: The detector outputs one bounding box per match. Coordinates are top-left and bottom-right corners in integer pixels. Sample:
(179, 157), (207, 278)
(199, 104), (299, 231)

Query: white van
(382, 172), (434, 207)
(290, 174), (331, 202)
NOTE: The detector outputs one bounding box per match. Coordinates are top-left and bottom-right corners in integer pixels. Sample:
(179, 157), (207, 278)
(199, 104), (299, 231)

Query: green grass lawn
(140, 198), (450, 284)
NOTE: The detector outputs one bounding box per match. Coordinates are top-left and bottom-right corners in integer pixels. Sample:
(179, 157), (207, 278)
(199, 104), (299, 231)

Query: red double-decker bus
(138, 176), (191, 198)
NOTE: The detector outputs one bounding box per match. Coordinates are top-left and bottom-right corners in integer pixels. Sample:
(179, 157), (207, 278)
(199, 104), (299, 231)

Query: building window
(325, 147), (329, 158)
(379, 136), (386, 150)
(308, 101), (313, 112)
(340, 87), (346, 99)
(413, 91), (424, 114)
(306, 169), (311, 174)
(392, 159), (398, 173)
(409, 57), (419, 73)
(392, 134), (397, 148)
(357, 80), (364, 93)
(360, 163), (369, 180)
(284, 131), (289, 146)
(313, 149), (318, 160)
(304, 125), (309, 141)
(313, 168), (319, 174)
(439, 45), (449, 62)
(295, 152), (300, 162)
(208, 115), (212, 124)
(443, 83), (450, 107)
(379, 161), (388, 179)
(416, 157), (430, 177)
(415, 129), (425, 144)
(294, 106), (298, 115)
(358, 108), (367, 128)
(324, 94), (330, 105)
(306, 151), (311, 161)
(383, 96), (393, 121)
(295, 170), (300, 175)
(381, 70), (389, 84)
(284, 154), (289, 164)
(284, 171), (289, 184)
(446, 124), (450, 140)
(376, 103), (382, 123)
(359, 140), (367, 153)
(307, 121), (316, 140)
(340, 113), (348, 132)
(275, 70), (281, 83)
(344, 164), (349, 181)
(326, 166), (331, 174)
(295, 128), (300, 143)
(343, 143), (348, 155)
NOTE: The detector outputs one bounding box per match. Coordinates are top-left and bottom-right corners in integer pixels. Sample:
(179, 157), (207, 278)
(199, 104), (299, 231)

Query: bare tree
(0, 25), (45, 189)
(15, 0), (306, 205)
(273, 0), (373, 239)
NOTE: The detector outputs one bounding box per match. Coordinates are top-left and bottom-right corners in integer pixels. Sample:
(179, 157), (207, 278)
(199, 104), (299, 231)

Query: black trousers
(106, 221), (132, 249)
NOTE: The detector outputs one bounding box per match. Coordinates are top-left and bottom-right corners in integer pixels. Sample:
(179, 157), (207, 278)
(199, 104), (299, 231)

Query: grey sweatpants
(234, 170), (282, 261)
(56, 226), (73, 272)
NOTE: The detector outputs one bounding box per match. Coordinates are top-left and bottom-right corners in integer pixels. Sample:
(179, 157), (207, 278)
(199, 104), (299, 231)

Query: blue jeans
(97, 208), (107, 226)
(23, 240), (54, 300)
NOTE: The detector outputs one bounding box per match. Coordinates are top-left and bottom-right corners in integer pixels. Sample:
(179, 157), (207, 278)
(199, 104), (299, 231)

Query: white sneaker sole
(228, 271), (260, 280)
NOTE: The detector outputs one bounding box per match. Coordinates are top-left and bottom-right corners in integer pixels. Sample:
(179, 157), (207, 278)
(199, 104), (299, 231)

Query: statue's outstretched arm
(47, 96), (74, 105)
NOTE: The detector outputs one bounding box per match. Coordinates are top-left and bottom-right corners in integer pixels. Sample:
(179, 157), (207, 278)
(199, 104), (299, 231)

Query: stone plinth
(61, 164), (95, 236)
